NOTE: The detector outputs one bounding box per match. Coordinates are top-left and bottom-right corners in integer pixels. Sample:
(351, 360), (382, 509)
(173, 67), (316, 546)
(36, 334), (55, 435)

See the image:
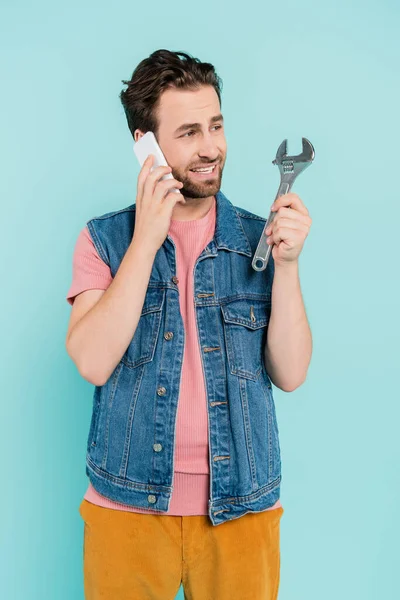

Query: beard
(171, 161), (224, 199)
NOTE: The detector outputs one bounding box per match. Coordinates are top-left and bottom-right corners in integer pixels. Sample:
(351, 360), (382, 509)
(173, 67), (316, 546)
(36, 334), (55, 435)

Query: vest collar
(206, 190), (252, 257)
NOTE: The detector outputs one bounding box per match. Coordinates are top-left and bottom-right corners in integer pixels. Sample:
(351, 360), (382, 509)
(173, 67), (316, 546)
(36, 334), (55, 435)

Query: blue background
(1, 1), (399, 598)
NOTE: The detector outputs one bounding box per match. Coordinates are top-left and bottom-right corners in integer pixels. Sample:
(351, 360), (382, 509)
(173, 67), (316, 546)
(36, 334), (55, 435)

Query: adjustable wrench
(252, 137), (315, 271)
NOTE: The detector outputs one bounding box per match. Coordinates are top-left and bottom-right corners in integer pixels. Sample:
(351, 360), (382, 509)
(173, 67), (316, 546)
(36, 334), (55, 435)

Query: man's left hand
(264, 193), (312, 267)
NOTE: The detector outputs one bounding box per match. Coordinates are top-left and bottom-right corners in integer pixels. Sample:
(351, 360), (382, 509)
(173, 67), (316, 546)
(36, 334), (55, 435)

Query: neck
(171, 195), (215, 222)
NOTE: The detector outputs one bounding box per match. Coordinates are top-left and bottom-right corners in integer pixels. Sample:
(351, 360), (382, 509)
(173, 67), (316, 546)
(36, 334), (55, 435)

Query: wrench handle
(251, 181), (292, 271)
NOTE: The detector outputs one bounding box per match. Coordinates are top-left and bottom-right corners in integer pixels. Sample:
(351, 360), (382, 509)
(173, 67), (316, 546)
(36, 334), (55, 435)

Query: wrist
(274, 259), (299, 273)
(129, 236), (158, 261)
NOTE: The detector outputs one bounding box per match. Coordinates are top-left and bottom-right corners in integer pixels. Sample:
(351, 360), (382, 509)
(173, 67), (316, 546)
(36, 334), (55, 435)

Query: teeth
(192, 165), (215, 172)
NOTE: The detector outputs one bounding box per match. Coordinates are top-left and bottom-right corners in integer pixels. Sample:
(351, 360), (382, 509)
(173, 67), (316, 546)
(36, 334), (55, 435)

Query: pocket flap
(221, 299), (270, 330)
(141, 287), (165, 316)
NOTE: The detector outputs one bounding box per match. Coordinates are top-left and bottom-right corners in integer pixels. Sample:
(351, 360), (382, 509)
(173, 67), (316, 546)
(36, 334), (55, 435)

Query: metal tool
(251, 137), (315, 271)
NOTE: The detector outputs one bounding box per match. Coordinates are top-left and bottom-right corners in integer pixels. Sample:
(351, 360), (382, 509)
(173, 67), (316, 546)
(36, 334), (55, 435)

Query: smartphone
(133, 131), (180, 194)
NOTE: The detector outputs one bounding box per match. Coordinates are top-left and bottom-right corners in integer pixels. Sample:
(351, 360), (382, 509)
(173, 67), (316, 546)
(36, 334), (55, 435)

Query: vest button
(171, 276), (179, 284)
(153, 443), (162, 452)
(157, 387), (167, 396)
(164, 331), (174, 341)
(148, 494), (157, 504)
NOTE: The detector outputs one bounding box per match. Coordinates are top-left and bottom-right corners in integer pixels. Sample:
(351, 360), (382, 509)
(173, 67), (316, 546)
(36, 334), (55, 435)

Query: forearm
(264, 260), (312, 391)
(67, 237), (157, 386)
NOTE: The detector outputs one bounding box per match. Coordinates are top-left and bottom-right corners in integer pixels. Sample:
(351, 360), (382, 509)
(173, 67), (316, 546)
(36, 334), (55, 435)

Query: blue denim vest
(85, 190), (281, 526)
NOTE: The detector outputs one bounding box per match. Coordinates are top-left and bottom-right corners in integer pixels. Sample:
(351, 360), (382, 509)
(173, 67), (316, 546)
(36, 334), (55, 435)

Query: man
(66, 49), (312, 600)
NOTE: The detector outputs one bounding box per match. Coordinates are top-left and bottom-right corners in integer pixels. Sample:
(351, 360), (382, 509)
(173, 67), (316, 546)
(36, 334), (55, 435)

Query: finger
(137, 155), (154, 203)
(154, 177), (184, 203)
(271, 193), (309, 217)
(265, 218), (310, 236)
(272, 206), (312, 227)
(143, 164), (174, 199)
(267, 227), (306, 246)
(163, 190), (187, 209)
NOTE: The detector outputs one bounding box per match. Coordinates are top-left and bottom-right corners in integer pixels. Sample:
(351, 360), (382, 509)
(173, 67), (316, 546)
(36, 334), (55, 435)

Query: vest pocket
(221, 298), (271, 381)
(121, 287), (165, 369)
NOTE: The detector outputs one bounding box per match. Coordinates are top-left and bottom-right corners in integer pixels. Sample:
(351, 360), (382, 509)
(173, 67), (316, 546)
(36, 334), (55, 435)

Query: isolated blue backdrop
(1, 1), (399, 598)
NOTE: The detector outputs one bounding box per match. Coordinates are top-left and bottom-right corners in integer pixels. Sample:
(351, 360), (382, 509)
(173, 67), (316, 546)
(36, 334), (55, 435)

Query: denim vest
(85, 190), (281, 526)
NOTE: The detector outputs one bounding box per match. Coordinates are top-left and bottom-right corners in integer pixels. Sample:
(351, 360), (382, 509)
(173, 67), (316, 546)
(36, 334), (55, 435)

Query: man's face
(137, 85), (227, 201)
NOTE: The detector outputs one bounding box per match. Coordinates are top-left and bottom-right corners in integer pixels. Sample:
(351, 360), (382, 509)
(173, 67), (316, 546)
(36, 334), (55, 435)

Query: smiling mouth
(189, 164), (218, 177)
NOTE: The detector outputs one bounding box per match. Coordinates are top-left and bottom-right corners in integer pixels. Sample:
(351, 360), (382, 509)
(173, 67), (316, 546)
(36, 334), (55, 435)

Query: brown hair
(119, 49), (223, 139)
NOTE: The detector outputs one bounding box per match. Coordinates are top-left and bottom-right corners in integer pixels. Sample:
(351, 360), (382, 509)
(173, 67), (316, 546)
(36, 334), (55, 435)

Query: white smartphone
(133, 131), (180, 194)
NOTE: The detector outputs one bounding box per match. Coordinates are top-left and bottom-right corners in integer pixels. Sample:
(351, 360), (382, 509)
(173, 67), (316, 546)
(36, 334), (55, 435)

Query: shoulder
(233, 204), (268, 246)
(86, 203), (136, 226)
(85, 204), (136, 265)
(71, 225), (110, 266)
(233, 205), (266, 223)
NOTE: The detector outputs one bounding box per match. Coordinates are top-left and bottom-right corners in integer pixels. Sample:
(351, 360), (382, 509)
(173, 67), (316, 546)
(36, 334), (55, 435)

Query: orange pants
(79, 498), (284, 599)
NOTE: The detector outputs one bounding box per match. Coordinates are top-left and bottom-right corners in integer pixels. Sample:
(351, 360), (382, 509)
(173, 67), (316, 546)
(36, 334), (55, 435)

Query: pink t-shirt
(66, 198), (282, 515)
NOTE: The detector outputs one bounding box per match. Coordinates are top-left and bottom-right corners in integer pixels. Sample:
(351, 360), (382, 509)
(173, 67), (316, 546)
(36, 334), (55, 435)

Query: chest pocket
(221, 298), (271, 381)
(121, 287), (165, 369)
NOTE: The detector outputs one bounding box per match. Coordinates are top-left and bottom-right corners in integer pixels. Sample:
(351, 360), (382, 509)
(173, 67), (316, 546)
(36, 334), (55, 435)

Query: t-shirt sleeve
(66, 226), (113, 305)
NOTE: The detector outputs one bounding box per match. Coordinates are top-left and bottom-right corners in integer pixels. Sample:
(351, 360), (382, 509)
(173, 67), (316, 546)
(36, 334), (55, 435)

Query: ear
(134, 130), (145, 143)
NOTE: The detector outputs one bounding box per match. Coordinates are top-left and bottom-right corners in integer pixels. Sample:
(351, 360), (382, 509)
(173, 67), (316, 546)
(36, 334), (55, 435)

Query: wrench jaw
(272, 139), (288, 165)
(272, 137), (315, 166)
(301, 137), (315, 162)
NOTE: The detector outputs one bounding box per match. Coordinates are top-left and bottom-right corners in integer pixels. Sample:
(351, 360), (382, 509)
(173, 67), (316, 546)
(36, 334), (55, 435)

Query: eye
(182, 125), (223, 138)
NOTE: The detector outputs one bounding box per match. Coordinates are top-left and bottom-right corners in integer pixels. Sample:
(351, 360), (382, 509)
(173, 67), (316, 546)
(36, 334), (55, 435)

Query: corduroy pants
(79, 498), (284, 599)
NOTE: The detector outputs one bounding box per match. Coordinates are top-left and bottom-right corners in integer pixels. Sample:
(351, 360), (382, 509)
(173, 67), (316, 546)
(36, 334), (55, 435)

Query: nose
(197, 132), (219, 160)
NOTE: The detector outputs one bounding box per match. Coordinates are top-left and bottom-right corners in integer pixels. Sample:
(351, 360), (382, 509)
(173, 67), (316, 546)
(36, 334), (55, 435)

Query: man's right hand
(132, 154), (185, 254)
